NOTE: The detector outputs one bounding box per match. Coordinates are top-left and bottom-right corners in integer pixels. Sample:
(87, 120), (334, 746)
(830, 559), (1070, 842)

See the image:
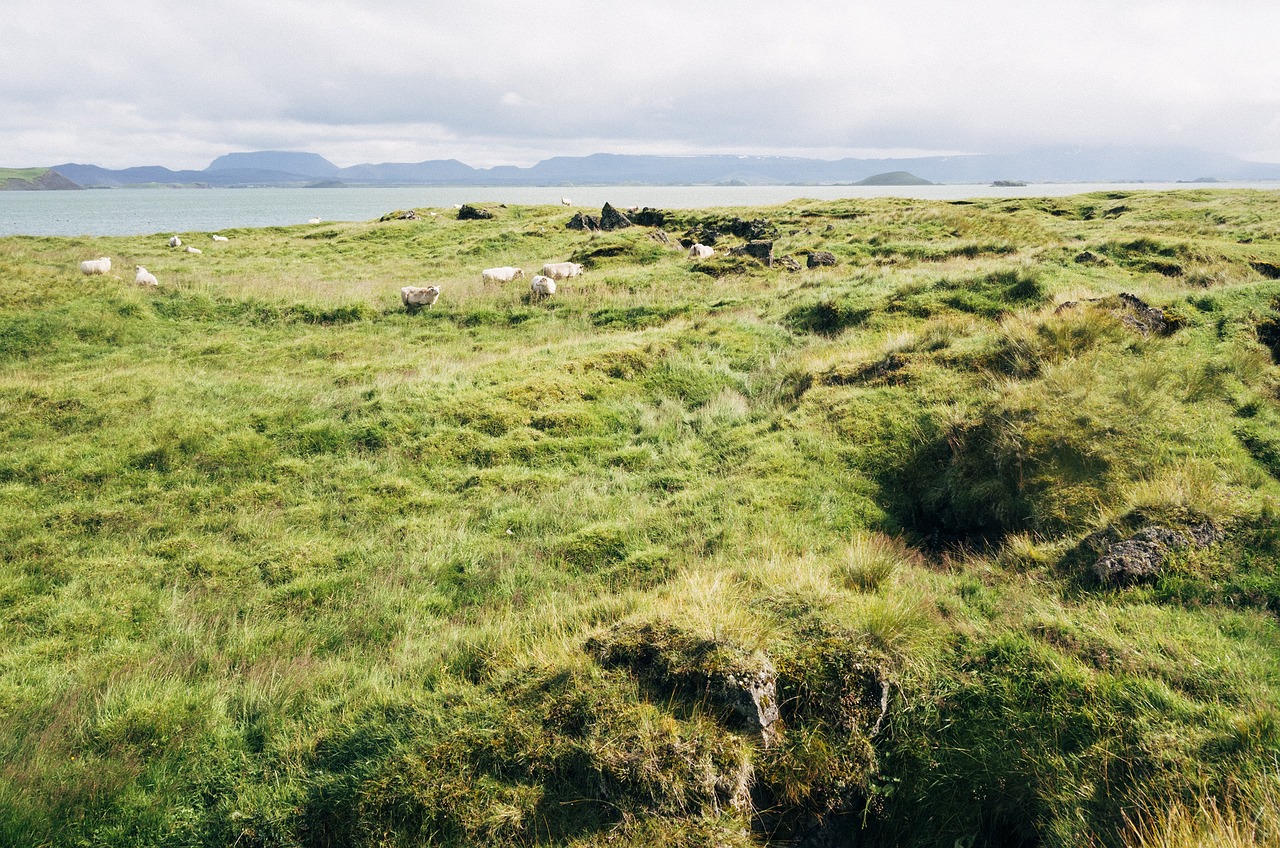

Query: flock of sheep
(79, 232), (232, 288)
(399, 260), (584, 310)
(76, 211), (721, 312)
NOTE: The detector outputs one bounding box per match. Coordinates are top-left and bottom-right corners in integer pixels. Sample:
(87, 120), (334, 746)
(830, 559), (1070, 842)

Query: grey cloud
(3, 0), (1279, 169)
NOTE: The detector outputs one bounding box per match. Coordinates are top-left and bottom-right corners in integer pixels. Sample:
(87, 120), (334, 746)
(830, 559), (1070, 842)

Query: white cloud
(3, 0), (1279, 168)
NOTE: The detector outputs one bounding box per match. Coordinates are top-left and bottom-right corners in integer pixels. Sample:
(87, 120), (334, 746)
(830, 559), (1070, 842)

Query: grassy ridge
(2, 191), (1280, 846)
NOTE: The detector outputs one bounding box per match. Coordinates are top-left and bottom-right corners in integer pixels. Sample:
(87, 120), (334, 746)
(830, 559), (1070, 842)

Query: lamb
(481, 266), (525, 284)
(186, 246), (202, 254)
(134, 265), (158, 287)
(79, 257), (111, 275)
(168, 235), (182, 247)
(401, 285), (441, 309)
(530, 275), (556, 299)
(688, 243), (714, 259)
(540, 261), (584, 280)
(211, 235), (229, 242)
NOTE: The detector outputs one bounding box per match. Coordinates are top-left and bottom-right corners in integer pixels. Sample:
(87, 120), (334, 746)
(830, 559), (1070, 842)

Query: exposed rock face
(649, 229), (673, 246)
(565, 212), (601, 231)
(586, 621), (783, 747)
(1091, 520), (1223, 583)
(599, 203), (633, 231)
(1117, 292), (1171, 336)
(731, 240), (774, 267)
(457, 204), (494, 220)
(775, 255), (802, 272)
(807, 251), (837, 268)
(728, 217), (778, 240)
(631, 207), (666, 227)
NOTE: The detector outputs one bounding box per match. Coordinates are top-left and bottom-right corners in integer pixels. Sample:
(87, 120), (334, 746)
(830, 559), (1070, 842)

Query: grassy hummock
(2, 191), (1280, 847)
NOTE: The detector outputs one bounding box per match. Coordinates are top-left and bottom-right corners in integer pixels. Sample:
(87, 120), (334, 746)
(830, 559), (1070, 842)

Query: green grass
(3, 191), (1280, 847)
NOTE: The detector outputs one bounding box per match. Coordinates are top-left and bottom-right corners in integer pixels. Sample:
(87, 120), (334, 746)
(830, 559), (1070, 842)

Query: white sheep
(134, 265), (158, 287)
(530, 275), (556, 299)
(186, 246), (202, 254)
(688, 243), (714, 259)
(481, 266), (525, 284)
(560, 197), (572, 206)
(401, 285), (441, 309)
(168, 235), (182, 247)
(540, 261), (584, 280)
(79, 257), (111, 275)
(307, 217), (321, 224)
(211, 234), (229, 242)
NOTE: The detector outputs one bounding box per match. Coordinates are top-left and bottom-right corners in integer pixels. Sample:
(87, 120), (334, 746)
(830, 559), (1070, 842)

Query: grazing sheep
(481, 266), (525, 284)
(134, 265), (158, 287)
(401, 285), (441, 309)
(540, 261), (584, 280)
(211, 234), (229, 242)
(186, 246), (202, 254)
(79, 257), (111, 275)
(560, 197), (572, 206)
(168, 235), (182, 247)
(307, 217), (321, 224)
(530, 275), (556, 299)
(688, 243), (714, 259)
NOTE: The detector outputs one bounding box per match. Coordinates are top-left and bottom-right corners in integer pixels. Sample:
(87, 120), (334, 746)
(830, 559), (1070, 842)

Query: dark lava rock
(1117, 292), (1171, 336)
(728, 217), (778, 240)
(807, 250), (837, 268)
(731, 239), (774, 267)
(566, 212), (601, 231)
(457, 204), (494, 220)
(1074, 250), (1105, 265)
(599, 202), (633, 231)
(775, 255), (802, 272)
(649, 229), (673, 246)
(631, 207), (666, 227)
(1092, 520), (1222, 583)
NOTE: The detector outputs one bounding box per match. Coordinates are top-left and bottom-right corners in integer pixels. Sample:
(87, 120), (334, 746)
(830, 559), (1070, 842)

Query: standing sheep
(168, 235), (182, 247)
(481, 266), (525, 284)
(540, 261), (584, 280)
(688, 243), (714, 259)
(401, 285), (441, 310)
(530, 275), (556, 300)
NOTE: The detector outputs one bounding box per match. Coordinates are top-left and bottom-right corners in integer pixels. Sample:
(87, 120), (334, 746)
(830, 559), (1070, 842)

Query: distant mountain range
(9, 145), (1280, 190)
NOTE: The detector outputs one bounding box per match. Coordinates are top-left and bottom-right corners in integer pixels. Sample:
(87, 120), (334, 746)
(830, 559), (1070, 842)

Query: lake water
(1, 182), (1275, 237)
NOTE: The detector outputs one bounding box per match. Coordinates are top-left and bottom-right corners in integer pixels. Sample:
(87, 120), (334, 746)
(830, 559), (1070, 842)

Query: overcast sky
(4, 1), (1279, 169)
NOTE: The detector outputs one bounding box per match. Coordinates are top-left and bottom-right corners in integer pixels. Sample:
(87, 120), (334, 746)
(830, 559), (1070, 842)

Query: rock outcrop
(599, 203), (633, 231)
(1090, 519), (1223, 583)
(730, 240), (774, 267)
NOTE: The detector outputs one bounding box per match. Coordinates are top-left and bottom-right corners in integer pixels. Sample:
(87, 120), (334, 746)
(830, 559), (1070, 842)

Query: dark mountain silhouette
(31, 145), (1280, 189)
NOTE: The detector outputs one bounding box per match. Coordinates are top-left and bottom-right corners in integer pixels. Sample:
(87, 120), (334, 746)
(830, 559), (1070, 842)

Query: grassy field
(2, 191), (1280, 847)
